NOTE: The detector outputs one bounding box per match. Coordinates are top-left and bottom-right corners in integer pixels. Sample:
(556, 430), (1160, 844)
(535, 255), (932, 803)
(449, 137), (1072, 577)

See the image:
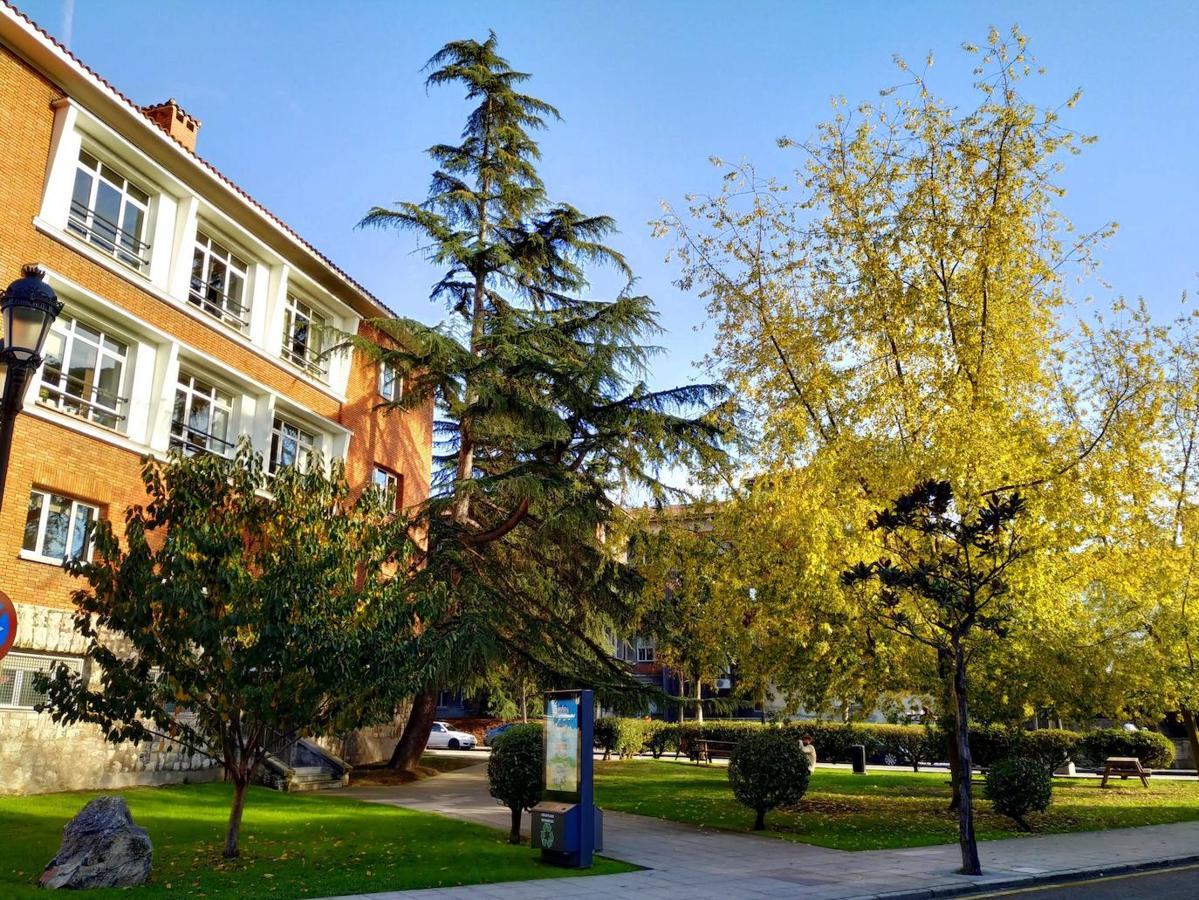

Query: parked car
(485, 723), (516, 746)
(425, 721), (477, 750)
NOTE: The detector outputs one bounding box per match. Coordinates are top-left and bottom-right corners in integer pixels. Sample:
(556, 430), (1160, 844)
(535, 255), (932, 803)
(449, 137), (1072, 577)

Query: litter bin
(850, 743), (866, 775)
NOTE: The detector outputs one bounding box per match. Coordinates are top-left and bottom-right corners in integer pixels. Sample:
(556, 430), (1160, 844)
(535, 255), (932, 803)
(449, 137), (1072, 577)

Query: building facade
(0, 4), (432, 794)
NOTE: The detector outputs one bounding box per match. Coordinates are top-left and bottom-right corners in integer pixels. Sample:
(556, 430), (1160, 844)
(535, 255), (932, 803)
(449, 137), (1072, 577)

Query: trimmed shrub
(1017, 729), (1079, 774)
(594, 717), (651, 759)
(1077, 728), (1175, 769)
(487, 724), (544, 844)
(984, 756), (1053, 831)
(593, 717), (618, 760)
(645, 721), (677, 759)
(872, 724), (939, 771)
(965, 724), (1020, 768)
(727, 729), (811, 830)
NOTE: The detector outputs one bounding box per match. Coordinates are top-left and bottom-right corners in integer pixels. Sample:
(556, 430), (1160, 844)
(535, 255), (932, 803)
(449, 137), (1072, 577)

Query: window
(190, 233), (250, 331)
(378, 362), (402, 401)
(67, 149), (151, 270)
(637, 643), (656, 663)
(171, 373), (235, 457)
(0, 653), (83, 709)
(39, 316), (128, 430)
(371, 466), (400, 511)
(269, 416), (317, 473)
(22, 490), (98, 563)
(280, 295), (327, 380)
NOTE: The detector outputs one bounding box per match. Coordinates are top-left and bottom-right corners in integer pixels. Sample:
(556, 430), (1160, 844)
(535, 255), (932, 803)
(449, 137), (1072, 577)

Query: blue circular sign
(0, 591), (16, 661)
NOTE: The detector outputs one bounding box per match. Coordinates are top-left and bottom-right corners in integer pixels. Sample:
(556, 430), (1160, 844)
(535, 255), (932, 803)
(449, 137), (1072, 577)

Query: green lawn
(595, 759), (1199, 851)
(1, 782), (633, 898)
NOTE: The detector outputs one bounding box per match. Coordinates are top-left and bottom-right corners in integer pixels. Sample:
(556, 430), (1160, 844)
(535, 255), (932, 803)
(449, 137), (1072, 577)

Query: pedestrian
(801, 735), (817, 771)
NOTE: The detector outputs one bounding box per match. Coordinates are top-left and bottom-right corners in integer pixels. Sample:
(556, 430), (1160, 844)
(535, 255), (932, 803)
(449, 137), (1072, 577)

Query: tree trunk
(223, 777), (249, 859)
(389, 689), (438, 771)
(753, 808), (766, 831)
(952, 645), (981, 876)
(695, 680), (704, 724)
(520, 684), (528, 724)
(1182, 707), (1199, 776)
(939, 648), (961, 811)
(508, 805), (522, 844)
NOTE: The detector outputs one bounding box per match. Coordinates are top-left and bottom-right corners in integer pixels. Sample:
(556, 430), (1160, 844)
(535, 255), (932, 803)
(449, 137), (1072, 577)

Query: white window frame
(39, 315), (130, 431)
(171, 373), (236, 457)
(269, 415), (318, 474)
(0, 652), (84, 710)
(67, 148), (151, 271)
(637, 643), (656, 663)
(190, 232), (251, 332)
(378, 362), (402, 401)
(21, 489), (99, 565)
(371, 466), (400, 511)
(280, 295), (328, 381)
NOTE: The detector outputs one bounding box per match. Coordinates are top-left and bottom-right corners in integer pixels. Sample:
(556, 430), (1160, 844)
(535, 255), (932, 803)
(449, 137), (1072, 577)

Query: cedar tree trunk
(952, 644), (981, 876)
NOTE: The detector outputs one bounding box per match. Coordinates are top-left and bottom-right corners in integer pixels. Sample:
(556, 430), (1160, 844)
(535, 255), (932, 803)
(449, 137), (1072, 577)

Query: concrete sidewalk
(320, 763), (1199, 900)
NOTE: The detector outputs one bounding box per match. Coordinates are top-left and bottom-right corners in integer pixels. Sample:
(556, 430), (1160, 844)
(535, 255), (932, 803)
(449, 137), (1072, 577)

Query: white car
(426, 721), (477, 750)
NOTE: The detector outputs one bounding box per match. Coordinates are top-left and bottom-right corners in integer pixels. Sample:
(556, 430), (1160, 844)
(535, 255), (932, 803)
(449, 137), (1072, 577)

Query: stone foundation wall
(0, 603), (221, 795)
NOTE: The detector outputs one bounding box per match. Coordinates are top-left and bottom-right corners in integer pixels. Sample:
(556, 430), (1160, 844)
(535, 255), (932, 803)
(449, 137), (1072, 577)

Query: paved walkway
(320, 764), (1199, 900)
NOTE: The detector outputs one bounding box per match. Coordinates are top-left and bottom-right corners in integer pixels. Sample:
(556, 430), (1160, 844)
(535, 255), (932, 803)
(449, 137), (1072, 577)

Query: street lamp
(0, 265), (63, 508)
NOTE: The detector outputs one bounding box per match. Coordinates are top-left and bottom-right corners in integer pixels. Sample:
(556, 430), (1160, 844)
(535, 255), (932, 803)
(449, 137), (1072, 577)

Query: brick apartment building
(0, 3), (432, 793)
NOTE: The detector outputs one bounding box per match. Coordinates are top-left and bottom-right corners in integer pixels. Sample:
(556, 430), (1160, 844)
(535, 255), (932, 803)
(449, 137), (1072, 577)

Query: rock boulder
(39, 795), (152, 889)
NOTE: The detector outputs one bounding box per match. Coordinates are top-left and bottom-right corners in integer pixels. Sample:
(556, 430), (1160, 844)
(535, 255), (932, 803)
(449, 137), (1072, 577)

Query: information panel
(544, 693), (581, 798)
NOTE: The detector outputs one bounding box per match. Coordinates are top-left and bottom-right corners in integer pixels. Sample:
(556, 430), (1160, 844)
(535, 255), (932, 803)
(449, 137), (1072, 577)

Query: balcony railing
(169, 422), (236, 458)
(38, 370), (128, 430)
(68, 200), (150, 270)
(188, 284), (251, 332)
(280, 343), (328, 380)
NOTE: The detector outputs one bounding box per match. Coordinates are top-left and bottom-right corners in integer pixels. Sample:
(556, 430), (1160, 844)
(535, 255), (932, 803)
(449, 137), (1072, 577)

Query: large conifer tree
(354, 34), (728, 769)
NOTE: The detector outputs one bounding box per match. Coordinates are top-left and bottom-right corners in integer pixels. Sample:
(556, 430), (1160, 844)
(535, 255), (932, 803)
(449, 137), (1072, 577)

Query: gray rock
(39, 795), (152, 889)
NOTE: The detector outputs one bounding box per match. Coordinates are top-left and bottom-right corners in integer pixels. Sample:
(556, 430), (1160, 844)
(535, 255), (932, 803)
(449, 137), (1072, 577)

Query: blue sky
(18, 0), (1199, 391)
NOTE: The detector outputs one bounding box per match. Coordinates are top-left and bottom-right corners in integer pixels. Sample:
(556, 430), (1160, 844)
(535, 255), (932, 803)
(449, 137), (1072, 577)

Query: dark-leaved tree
(352, 32), (730, 770)
(38, 447), (413, 859)
(842, 480), (1029, 876)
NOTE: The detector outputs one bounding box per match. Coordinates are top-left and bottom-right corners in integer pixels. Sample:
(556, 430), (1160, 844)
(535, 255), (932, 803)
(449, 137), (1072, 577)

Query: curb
(869, 854), (1199, 899)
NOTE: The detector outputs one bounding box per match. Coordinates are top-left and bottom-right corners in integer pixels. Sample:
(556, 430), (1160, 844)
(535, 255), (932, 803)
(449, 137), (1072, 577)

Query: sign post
(0, 591), (16, 663)
(530, 689), (602, 867)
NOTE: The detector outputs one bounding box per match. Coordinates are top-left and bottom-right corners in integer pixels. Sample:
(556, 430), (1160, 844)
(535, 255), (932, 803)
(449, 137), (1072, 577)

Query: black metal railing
(38, 369), (127, 427)
(187, 283), (251, 331)
(68, 200), (151, 268)
(169, 422), (236, 457)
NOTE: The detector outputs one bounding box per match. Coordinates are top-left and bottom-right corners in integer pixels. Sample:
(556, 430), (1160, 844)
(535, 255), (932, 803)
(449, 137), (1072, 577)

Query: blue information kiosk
(530, 689), (603, 868)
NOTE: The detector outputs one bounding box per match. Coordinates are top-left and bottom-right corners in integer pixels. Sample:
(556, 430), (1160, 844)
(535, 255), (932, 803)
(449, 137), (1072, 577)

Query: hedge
(1077, 728), (1175, 769)
(591, 717), (1175, 772)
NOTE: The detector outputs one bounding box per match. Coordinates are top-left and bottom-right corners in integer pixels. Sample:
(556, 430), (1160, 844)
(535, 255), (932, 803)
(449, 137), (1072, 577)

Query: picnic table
(1100, 756), (1151, 788)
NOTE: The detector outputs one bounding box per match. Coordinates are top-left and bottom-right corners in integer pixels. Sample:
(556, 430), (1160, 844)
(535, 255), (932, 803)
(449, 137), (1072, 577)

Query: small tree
(727, 730), (810, 830)
(39, 447), (414, 859)
(487, 724), (544, 843)
(984, 756), (1052, 831)
(842, 480), (1029, 876)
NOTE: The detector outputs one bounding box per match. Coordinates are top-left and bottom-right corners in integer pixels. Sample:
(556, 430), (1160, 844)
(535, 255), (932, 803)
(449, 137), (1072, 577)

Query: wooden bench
(1100, 756), (1151, 788)
(689, 738), (738, 765)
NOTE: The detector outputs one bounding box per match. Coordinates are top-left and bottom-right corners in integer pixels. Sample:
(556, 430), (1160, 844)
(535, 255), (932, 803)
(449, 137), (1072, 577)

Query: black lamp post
(0, 265), (63, 511)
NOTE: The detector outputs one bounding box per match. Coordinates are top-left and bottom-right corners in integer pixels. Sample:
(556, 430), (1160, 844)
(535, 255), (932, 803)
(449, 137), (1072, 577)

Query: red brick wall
(0, 42), (432, 613)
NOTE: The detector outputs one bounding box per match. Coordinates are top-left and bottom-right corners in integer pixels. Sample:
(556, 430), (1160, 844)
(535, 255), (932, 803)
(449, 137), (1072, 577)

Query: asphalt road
(977, 864), (1199, 899)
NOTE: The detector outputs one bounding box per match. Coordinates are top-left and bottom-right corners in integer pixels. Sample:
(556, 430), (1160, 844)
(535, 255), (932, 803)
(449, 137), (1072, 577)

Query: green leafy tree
(353, 33), (729, 770)
(842, 480), (1030, 876)
(487, 724), (544, 843)
(38, 447), (413, 859)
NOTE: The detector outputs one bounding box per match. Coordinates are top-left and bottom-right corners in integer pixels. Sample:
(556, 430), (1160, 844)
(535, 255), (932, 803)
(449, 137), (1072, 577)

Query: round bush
(727, 730), (810, 831)
(984, 756), (1052, 831)
(487, 723), (544, 843)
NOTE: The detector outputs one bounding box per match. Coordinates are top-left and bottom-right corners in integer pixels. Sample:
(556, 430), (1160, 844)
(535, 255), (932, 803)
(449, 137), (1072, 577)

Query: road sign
(0, 591), (16, 662)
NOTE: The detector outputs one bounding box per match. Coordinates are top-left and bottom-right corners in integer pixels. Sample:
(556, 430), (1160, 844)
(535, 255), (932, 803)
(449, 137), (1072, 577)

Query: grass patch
(350, 752), (484, 786)
(0, 782), (633, 898)
(595, 759), (1199, 851)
